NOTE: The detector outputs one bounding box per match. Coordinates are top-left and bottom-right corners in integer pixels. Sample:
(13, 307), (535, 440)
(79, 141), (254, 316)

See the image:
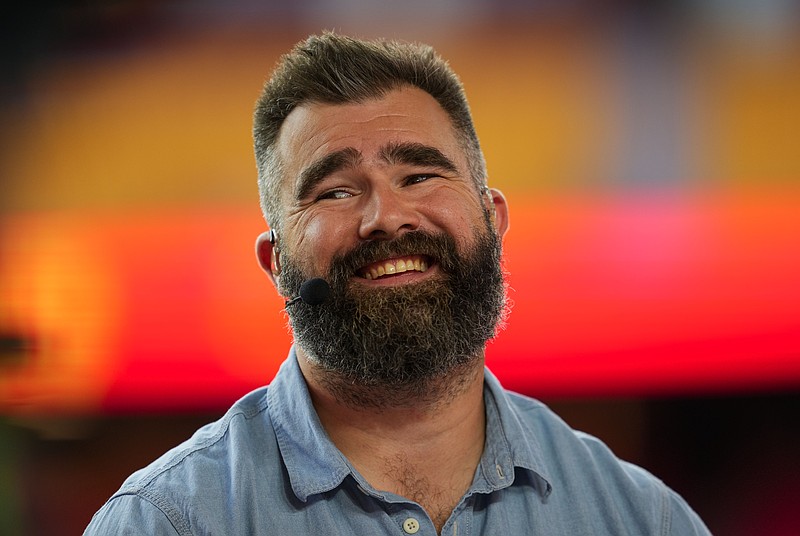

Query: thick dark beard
(279, 219), (507, 409)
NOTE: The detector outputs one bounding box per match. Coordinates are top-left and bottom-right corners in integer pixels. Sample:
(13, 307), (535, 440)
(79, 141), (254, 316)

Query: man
(85, 33), (710, 535)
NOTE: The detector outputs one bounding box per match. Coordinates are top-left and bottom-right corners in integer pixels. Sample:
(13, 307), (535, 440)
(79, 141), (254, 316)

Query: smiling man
(85, 33), (710, 535)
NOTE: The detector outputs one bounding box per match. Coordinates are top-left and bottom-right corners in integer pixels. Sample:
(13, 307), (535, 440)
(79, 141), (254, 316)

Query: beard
(278, 217), (507, 408)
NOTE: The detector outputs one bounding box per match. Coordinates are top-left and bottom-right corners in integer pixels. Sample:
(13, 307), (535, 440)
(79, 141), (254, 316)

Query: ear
(255, 231), (280, 289)
(485, 187), (509, 238)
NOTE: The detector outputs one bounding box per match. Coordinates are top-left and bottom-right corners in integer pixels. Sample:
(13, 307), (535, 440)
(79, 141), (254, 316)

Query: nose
(358, 183), (421, 240)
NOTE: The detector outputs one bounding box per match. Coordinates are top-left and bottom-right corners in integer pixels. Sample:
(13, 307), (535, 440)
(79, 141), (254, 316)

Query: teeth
(361, 257), (429, 279)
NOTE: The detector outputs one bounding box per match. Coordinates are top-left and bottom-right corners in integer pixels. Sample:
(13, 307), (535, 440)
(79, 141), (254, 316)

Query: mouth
(357, 254), (432, 280)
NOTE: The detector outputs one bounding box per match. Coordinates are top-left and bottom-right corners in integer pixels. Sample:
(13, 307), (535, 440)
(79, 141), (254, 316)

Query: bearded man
(85, 33), (710, 535)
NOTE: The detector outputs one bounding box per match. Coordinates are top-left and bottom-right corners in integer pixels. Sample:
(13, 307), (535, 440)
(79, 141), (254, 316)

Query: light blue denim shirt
(85, 348), (711, 535)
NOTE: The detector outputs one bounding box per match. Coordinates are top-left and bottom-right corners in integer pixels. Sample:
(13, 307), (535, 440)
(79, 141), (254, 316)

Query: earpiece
(481, 185), (496, 222)
(269, 229), (282, 276)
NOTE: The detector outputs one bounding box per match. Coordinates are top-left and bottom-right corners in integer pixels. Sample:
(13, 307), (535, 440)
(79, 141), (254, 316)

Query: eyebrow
(295, 147), (362, 201)
(294, 142), (459, 201)
(379, 142), (459, 175)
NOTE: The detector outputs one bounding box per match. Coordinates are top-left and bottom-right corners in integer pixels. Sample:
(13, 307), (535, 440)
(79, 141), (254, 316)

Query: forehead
(274, 86), (465, 191)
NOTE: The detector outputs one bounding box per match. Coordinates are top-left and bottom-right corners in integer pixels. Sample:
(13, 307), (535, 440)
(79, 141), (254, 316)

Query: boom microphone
(285, 278), (332, 307)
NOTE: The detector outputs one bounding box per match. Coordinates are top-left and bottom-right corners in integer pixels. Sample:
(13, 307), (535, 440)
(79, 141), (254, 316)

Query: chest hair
(383, 454), (467, 533)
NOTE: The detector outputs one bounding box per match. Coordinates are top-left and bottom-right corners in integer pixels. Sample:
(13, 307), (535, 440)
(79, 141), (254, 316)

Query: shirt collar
(476, 368), (553, 499)
(267, 348), (353, 502)
(268, 347), (552, 502)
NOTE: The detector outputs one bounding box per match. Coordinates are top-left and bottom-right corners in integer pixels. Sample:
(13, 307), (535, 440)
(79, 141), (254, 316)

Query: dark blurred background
(1, 1), (799, 534)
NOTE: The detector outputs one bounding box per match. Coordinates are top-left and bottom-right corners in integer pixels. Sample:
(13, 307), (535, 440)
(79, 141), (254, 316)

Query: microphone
(285, 278), (332, 307)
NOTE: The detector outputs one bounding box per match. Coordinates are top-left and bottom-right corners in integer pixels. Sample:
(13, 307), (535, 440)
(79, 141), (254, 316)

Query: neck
(296, 345), (487, 532)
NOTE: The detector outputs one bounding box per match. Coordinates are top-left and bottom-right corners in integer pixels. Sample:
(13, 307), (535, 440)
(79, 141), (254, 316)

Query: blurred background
(1, 1), (799, 534)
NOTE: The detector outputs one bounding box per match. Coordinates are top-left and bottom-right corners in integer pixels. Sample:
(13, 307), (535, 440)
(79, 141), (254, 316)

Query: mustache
(326, 231), (459, 285)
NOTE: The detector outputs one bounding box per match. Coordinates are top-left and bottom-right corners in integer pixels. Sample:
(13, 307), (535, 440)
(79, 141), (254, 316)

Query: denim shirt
(85, 348), (710, 535)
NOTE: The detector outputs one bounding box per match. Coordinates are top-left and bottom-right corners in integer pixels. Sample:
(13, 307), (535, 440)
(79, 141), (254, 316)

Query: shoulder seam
(659, 480), (672, 536)
(138, 487), (193, 536)
(108, 490), (193, 536)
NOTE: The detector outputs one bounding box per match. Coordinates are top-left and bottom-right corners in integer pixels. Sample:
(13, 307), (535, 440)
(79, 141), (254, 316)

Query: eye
(404, 173), (439, 186)
(316, 189), (353, 201)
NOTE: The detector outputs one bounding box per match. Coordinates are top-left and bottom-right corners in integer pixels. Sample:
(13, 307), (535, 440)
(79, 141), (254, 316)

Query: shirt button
(402, 517), (420, 534)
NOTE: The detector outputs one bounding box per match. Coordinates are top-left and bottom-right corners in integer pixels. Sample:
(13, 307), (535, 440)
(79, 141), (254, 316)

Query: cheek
(424, 194), (487, 246)
(292, 211), (357, 271)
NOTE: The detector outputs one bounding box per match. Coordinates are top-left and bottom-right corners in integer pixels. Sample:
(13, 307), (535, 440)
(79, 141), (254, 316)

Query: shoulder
(86, 386), (278, 534)
(498, 389), (710, 535)
(125, 386), (274, 490)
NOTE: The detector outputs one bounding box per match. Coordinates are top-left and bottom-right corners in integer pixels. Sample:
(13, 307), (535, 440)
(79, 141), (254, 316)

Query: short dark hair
(253, 32), (486, 230)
